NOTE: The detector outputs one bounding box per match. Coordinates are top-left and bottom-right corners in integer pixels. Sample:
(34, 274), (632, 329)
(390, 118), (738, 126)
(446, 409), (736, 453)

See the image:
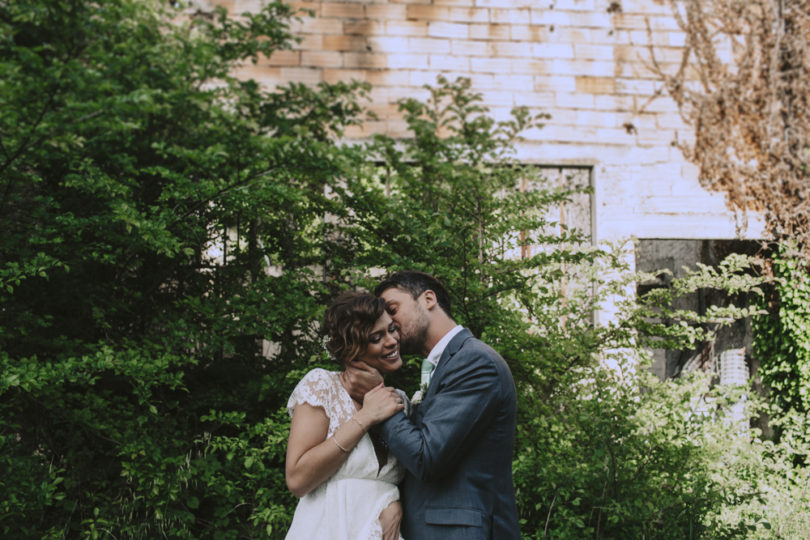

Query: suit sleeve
(379, 348), (501, 481)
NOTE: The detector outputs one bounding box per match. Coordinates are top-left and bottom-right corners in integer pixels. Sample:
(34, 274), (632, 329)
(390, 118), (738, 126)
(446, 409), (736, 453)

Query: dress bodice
(285, 368), (405, 539)
(286, 368), (403, 485)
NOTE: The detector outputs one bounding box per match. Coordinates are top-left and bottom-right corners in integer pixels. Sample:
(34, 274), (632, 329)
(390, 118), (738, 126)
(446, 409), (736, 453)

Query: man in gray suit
(372, 270), (520, 540)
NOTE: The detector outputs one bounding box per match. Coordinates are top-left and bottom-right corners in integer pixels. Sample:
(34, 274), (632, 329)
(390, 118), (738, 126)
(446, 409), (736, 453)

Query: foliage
(515, 353), (717, 539)
(648, 4), (810, 521)
(334, 75), (798, 538)
(752, 242), (810, 447)
(627, 251), (766, 350)
(511, 251), (772, 538)
(514, 353), (810, 539)
(648, 0), (810, 256)
(0, 0), (365, 536)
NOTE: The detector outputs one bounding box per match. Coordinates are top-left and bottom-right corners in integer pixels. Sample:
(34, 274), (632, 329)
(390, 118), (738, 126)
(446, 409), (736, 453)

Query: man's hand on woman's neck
(341, 361), (384, 404)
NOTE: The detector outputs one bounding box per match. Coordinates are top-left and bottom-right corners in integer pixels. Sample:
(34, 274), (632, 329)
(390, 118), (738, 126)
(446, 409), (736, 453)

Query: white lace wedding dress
(285, 368), (405, 540)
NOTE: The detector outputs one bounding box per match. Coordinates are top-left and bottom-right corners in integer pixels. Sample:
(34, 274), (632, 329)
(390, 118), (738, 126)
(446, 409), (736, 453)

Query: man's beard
(399, 311), (429, 355)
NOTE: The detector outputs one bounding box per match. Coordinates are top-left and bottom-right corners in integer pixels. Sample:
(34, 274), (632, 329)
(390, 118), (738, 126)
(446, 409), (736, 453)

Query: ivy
(753, 242), (810, 418)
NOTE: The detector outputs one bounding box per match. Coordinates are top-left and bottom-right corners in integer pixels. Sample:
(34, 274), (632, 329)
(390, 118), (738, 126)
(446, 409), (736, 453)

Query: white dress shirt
(424, 324), (464, 377)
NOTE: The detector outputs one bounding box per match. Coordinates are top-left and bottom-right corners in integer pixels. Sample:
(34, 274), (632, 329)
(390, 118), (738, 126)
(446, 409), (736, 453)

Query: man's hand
(343, 360), (383, 403)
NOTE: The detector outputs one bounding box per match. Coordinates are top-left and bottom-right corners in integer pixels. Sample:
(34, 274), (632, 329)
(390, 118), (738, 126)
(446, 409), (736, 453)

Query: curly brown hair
(322, 291), (387, 365)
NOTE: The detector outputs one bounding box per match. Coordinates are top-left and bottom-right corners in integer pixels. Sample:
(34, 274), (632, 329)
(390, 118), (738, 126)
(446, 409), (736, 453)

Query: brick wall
(216, 0), (765, 242)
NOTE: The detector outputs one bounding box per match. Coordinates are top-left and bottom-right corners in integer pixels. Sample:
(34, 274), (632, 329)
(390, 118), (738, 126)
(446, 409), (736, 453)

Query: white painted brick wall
(215, 0), (767, 242)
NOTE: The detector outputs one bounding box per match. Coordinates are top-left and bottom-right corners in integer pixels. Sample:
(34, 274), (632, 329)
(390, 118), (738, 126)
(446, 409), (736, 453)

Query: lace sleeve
(395, 388), (412, 417)
(287, 368), (334, 418)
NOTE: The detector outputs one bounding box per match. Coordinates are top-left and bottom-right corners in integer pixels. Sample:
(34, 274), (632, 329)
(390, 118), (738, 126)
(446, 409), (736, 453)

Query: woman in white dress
(285, 292), (407, 540)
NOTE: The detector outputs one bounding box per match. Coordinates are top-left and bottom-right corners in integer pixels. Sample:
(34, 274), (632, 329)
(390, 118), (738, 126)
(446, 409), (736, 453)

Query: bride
(285, 291), (407, 540)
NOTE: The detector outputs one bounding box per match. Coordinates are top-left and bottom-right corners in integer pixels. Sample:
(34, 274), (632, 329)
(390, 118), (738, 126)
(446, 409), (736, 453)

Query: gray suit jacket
(379, 329), (520, 540)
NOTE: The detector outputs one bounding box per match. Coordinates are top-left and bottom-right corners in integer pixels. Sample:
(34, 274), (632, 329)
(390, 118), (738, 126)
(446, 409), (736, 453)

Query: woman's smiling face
(356, 312), (401, 374)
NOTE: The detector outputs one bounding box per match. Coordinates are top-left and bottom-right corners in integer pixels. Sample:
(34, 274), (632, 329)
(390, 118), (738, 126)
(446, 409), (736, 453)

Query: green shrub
(0, 0), (361, 536)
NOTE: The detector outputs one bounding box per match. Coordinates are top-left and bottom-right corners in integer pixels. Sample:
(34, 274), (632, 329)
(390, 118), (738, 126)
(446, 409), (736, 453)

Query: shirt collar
(425, 325), (464, 368)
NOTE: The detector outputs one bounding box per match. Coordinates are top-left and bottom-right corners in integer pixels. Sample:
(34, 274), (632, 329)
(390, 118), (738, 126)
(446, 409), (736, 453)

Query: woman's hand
(356, 383), (404, 426)
(379, 500), (402, 540)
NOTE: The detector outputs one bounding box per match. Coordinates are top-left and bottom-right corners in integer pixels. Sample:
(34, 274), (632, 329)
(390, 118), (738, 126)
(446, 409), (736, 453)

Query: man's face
(379, 286), (430, 356)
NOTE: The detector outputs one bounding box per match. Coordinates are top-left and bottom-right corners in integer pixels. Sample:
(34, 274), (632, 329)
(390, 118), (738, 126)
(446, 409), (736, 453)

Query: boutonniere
(411, 382), (428, 405)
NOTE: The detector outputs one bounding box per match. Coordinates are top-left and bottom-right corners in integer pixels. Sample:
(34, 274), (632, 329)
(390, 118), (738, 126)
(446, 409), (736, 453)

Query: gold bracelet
(332, 436), (349, 453)
(351, 416), (366, 432)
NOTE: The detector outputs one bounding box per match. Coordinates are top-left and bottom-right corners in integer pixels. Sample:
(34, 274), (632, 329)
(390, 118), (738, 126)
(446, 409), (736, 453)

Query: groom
(370, 270), (520, 539)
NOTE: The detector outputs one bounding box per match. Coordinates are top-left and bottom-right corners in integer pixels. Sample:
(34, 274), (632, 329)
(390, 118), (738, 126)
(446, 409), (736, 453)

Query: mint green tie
(420, 357), (436, 389)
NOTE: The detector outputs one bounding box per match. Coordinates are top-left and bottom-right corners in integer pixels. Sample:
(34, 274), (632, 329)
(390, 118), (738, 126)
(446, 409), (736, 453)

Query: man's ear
(422, 289), (437, 310)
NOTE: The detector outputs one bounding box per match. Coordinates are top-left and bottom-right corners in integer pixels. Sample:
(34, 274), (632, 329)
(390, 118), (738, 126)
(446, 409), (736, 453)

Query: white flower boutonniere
(411, 383), (428, 405)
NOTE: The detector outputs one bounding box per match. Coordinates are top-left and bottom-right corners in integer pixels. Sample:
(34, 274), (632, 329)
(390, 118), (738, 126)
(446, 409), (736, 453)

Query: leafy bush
(1, 0), (362, 536)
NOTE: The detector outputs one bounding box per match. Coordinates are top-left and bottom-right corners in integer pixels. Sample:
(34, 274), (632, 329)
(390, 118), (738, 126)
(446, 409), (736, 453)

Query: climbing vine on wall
(649, 0), (810, 258)
(752, 242), (810, 417)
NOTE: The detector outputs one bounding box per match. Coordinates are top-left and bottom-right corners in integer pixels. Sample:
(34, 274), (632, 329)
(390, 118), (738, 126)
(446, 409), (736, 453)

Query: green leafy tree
(0, 0), (368, 536)
(335, 75), (777, 538)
